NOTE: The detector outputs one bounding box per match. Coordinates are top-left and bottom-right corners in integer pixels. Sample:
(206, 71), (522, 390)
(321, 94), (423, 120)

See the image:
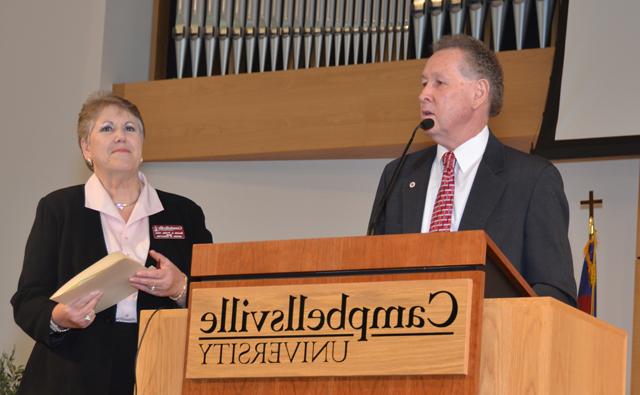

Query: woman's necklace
(110, 179), (142, 211)
(114, 198), (138, 211)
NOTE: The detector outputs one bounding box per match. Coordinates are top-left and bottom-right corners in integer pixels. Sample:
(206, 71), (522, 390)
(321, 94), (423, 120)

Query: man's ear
(472, 79), (490, 110)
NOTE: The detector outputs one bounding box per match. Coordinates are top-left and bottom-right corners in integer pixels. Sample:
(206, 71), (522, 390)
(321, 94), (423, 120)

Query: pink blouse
(84, 172), (163, 323)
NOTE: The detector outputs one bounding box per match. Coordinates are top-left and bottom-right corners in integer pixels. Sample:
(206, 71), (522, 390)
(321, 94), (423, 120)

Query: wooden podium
(136, 231), (626, 394)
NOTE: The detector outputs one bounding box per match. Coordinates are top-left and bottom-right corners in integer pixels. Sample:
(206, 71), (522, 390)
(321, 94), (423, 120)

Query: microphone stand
(367, 118), (434, 235)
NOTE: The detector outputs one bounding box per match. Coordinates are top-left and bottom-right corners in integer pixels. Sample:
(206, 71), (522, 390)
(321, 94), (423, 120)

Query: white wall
(101, 0), (153, 87)
(0, 1), (106, 362)
(1, 2), (638, 392)
(557, 0), (640, 139)
(142, 160), (387, 242)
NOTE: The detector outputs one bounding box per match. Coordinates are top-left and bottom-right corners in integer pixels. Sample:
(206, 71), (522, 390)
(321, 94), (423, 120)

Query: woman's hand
(51, 290), (103, 329)
(129, 250), (185, 298)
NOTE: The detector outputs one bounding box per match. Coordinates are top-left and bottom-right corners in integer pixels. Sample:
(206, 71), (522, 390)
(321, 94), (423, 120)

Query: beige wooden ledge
(114, 47), (553, 161)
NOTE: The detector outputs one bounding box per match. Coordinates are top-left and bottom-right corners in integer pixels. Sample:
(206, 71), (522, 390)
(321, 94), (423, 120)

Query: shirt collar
(85, 172), (164, 222)
(435, 126), (490, 174)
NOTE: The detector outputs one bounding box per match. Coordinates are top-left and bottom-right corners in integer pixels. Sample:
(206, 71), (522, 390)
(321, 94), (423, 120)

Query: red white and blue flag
(577, 227), (597, 316)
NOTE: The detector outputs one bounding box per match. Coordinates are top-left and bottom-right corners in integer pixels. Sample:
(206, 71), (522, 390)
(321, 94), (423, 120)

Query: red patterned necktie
(429, 151), (456, 232)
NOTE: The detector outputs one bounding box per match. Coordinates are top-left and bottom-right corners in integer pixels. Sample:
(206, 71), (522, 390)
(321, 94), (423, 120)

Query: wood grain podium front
(136, 231), (626, 394)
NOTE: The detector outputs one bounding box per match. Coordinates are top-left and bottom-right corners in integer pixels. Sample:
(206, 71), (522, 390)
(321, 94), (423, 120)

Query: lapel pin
(409, 181), (416, 189)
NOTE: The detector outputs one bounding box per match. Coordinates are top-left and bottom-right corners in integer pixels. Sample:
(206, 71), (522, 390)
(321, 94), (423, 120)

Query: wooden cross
(580, 190), (603, 218)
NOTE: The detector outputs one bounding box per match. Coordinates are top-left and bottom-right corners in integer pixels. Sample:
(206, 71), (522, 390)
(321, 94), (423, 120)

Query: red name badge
(152, 225), (185, 239)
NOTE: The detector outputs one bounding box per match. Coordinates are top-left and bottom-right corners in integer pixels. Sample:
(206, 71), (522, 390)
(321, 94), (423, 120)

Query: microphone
(367, 118), (435, 235)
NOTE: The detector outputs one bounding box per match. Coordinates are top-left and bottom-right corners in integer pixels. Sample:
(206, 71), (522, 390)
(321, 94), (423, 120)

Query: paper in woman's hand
(51, 252), (144, 313)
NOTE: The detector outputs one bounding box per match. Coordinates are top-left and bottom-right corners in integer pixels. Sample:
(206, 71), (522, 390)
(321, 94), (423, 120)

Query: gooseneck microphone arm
(367, 118), (435, 235)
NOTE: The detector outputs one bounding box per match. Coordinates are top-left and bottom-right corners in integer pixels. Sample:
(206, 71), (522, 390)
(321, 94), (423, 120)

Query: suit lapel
(76, 186), (109, 264)
(81, 208), (109, 259)
(147, 208), (169, 268)
(402, 148), (437, 233)
(459, 133), (506, 230)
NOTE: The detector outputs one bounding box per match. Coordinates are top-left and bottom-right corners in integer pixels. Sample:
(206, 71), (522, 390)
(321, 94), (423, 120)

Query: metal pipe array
(172, 0), (555, 77)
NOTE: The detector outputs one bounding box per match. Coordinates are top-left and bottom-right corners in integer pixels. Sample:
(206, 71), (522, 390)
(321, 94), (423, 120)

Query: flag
(577, 219), (597, 316)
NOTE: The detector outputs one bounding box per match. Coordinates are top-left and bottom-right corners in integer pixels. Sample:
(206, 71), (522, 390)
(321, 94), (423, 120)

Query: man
(369, 35), (577, 305)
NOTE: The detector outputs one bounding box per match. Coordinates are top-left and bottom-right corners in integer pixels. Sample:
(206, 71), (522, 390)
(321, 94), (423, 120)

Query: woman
(11, 92), (213, 394)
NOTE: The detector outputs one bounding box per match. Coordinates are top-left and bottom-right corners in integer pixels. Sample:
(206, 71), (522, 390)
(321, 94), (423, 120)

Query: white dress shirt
(421, 126), (490, 232)
(85, 172), (164, 323)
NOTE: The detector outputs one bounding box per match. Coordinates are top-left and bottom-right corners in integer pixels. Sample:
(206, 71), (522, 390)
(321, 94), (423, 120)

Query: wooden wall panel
(633, 259), (640, 395)
(148, 0), (169, 81)
(632, 173), (640, 394)
(637, 170), (640, 259)
(115, 48), (554, 161)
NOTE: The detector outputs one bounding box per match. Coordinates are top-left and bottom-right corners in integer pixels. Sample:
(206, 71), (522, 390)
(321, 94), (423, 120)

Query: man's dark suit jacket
(370, 133), (577, 305)
(11, 185), (213, 395)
